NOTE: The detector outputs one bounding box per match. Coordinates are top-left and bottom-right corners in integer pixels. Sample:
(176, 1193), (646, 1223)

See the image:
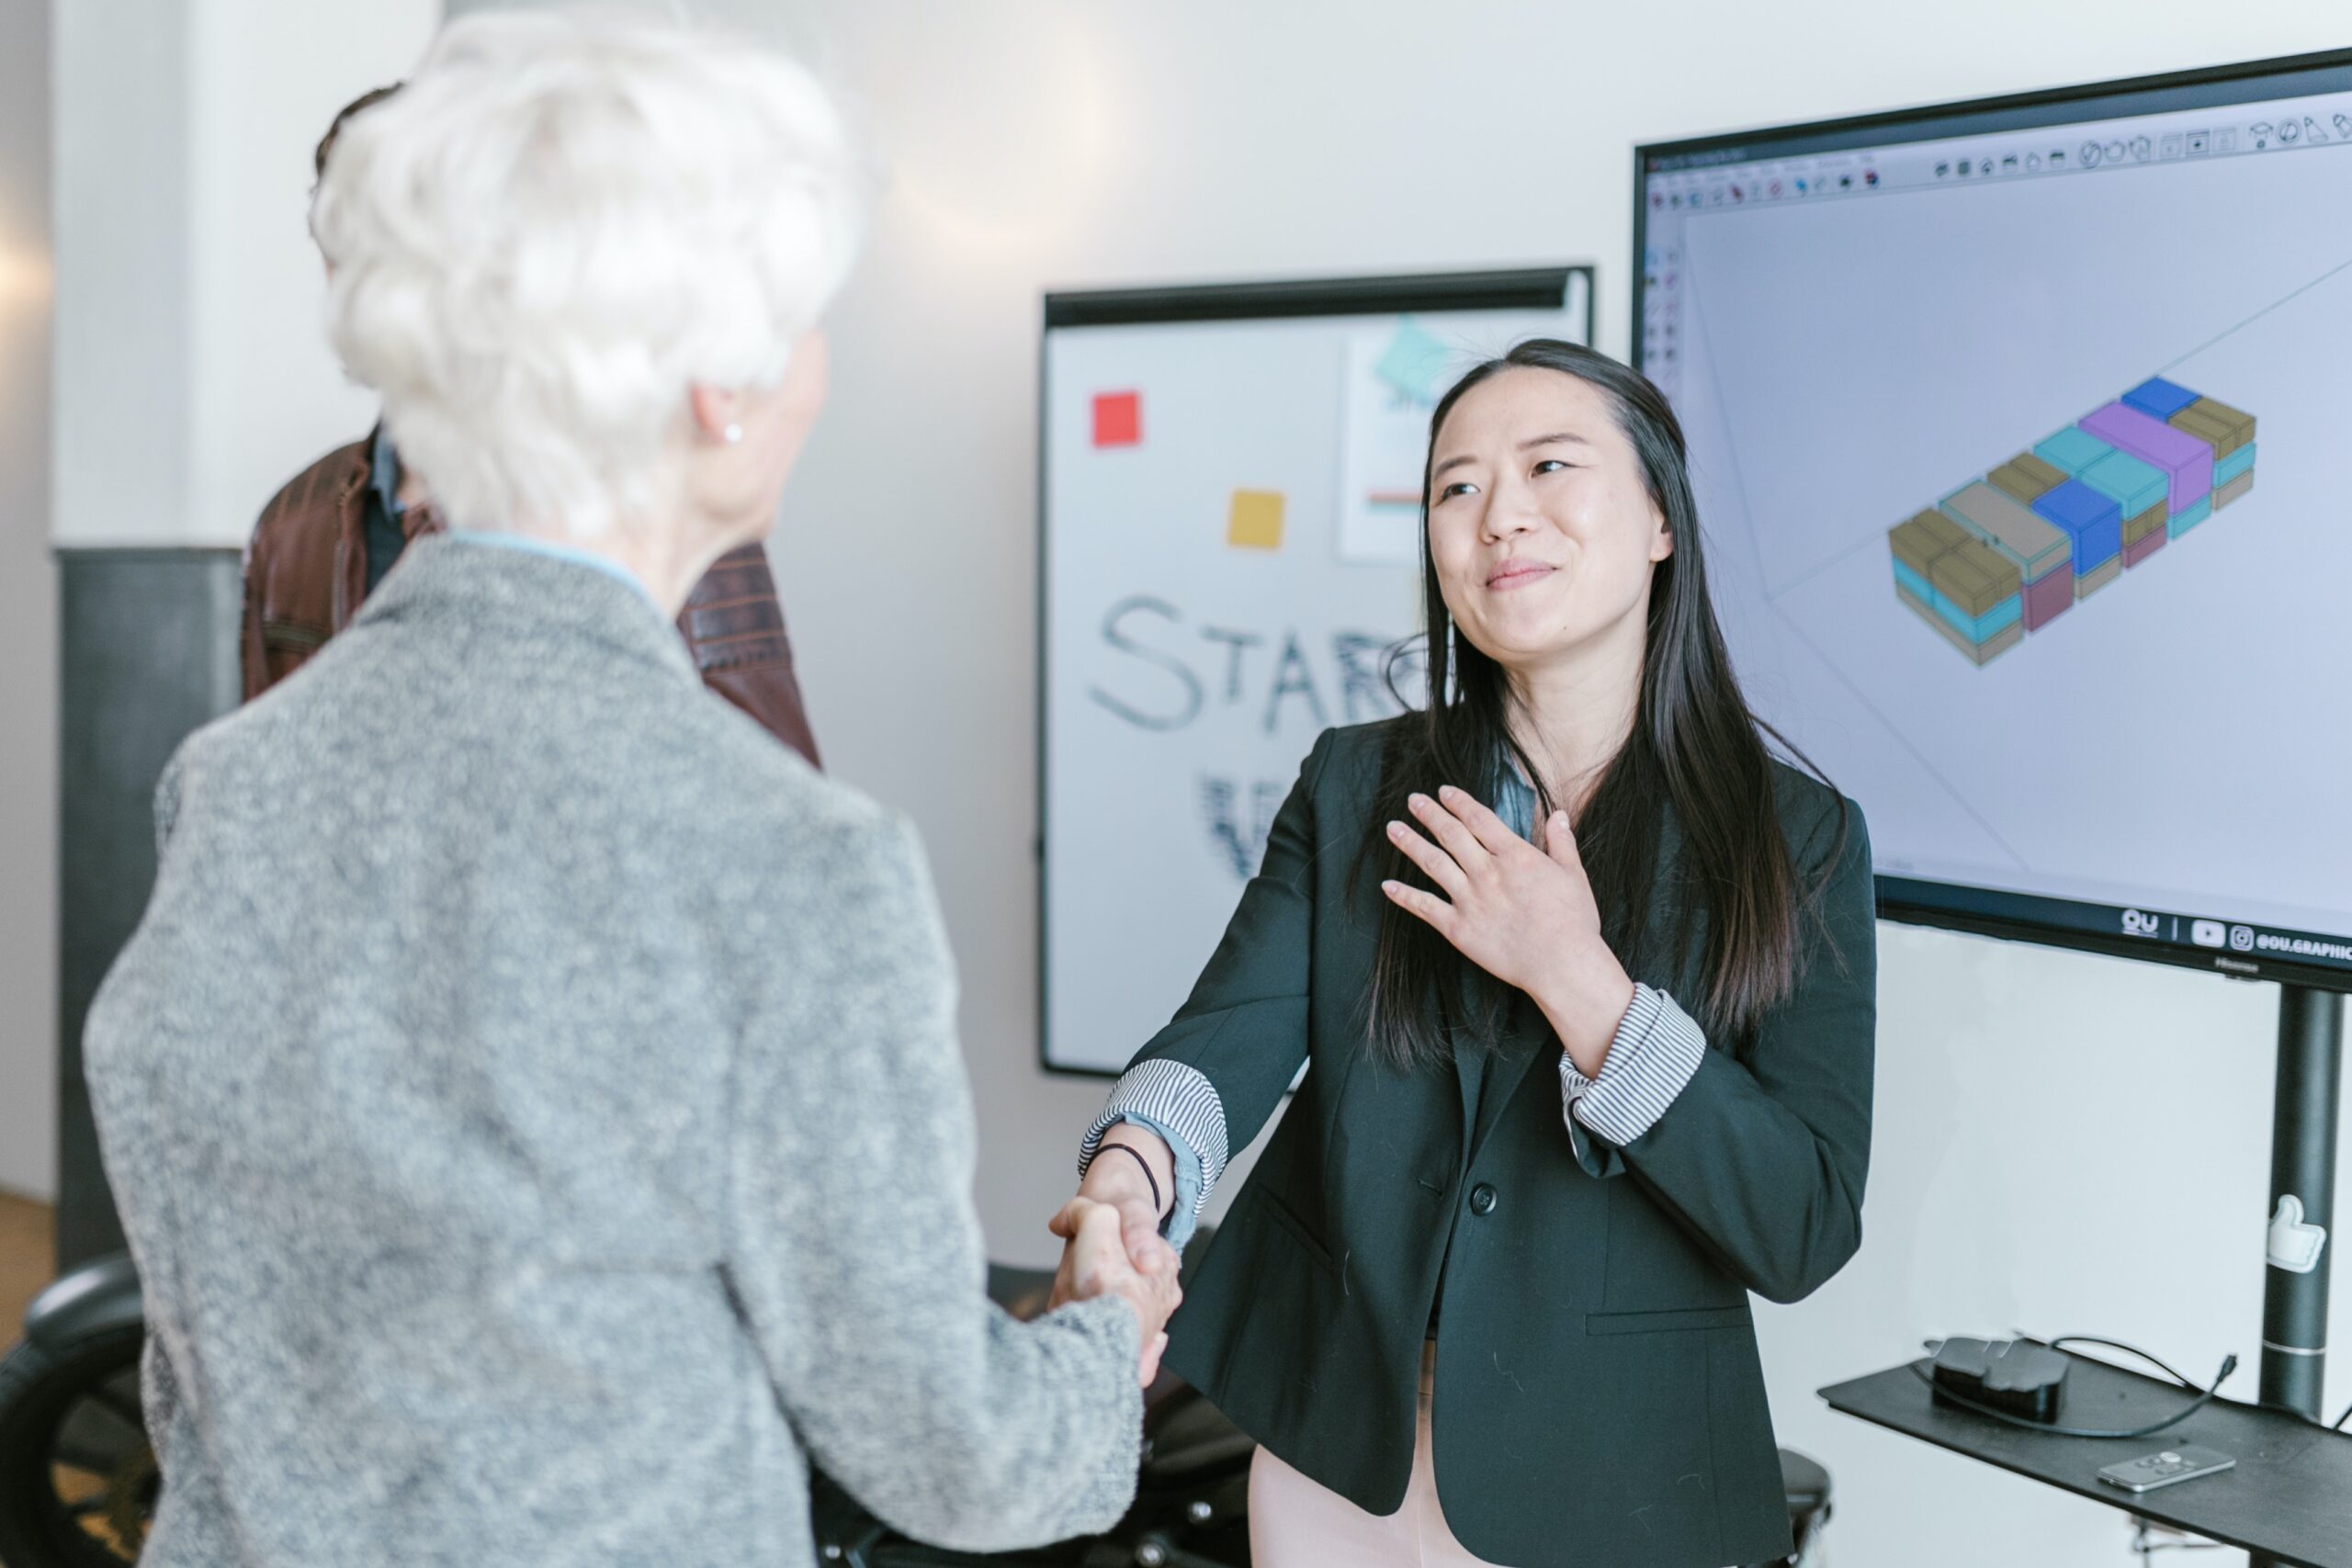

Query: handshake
(1045, 1134), (1185, 1385)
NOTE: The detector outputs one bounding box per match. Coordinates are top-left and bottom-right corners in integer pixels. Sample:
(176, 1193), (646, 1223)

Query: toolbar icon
(2079, 141), (2103, 167)
(2187, 130), (2211, 154)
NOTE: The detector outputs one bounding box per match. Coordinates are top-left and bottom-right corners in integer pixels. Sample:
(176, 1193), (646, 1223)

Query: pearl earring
(722, 423), (743, 445)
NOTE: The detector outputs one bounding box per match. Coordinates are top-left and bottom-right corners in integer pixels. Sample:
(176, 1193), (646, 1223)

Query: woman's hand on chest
(1381, 784), (1636, 1077)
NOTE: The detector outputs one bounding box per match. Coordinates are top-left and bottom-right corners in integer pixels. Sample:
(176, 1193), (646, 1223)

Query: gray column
(54, 549), (243, 1268)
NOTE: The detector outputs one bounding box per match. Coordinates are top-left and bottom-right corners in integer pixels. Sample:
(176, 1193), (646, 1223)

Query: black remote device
(1929, 1337), (2069, 1422)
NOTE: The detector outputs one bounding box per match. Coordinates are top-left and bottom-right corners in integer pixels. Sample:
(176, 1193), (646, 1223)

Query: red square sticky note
(1092, 390), (1142, 447)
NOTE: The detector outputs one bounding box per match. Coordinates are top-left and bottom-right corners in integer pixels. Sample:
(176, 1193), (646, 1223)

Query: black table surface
(1820, 1350), (2352, 1567)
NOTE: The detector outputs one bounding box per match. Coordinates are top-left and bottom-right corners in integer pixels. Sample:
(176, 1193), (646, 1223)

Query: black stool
(1760, 1447), (1832, 1567)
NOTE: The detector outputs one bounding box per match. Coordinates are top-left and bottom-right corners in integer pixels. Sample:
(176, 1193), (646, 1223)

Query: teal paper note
(1374, 317), (1452, 405)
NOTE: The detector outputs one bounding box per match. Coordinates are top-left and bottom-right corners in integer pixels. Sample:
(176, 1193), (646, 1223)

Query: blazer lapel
(1464, 993), (1553, 1168)
(1453, 964), (1549, 1172)
(1452, 966), (1487, 1161)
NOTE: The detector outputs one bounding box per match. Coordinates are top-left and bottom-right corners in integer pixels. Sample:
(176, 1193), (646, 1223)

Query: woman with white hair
(80, 12), (1178, 1566)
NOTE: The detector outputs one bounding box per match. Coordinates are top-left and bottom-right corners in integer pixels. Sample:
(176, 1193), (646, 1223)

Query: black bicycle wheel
(0, 1326), (154, 1568)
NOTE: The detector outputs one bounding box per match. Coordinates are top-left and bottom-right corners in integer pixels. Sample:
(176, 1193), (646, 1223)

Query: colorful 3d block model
(1890, 376), (2256, 665)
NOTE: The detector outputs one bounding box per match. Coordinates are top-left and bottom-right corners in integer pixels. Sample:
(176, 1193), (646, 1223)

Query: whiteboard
(1039, 268), (1594, 1074)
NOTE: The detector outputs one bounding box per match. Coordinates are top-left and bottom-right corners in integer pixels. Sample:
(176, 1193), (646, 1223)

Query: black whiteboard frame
(1036, 265), (1599, 1077)
(1630, 48), (2352, 997)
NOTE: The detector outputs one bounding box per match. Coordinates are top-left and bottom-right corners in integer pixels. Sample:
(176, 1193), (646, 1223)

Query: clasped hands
(1046, 1163), (1183, 1385)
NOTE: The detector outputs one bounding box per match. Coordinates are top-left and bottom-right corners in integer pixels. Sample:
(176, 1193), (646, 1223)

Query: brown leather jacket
(240, 433), (821, 765)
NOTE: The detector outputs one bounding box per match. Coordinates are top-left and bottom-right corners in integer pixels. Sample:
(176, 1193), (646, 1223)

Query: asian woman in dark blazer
(1051, 339), (1876, 1568)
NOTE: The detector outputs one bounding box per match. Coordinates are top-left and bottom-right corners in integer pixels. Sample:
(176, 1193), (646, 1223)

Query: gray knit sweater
(83, 536), (1141, 1566)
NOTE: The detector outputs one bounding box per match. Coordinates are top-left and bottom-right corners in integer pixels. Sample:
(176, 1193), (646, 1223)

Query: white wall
(50, 2), (191, 561)
(0, 0), (57, 1201)
(725, 5), (2346, 1564)
(185, 0), (441, 547)
(50, 0), (438, 552)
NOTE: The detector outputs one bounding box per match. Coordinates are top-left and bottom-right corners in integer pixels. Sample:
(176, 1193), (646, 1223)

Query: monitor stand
(2253, 982), (2343, 1568)
(2264, 983), (2342, 1417)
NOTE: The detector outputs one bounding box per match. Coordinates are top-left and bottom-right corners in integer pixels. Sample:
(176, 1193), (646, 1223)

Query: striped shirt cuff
(1098, 1112), (1204, 1250)
(1560, 985), (1705, 1148)
(1080, 1058), (1229, 1227)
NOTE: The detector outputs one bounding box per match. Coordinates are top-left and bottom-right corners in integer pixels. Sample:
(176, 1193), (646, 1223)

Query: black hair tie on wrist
(1097, 1141), (1166, 1220)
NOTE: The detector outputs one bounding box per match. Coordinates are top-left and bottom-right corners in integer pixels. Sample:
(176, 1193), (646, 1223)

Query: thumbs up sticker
(2267, 1194), (2328, 1274)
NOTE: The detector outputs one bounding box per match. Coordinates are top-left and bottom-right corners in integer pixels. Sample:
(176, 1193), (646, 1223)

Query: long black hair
(1360, 338), (1840, 1071)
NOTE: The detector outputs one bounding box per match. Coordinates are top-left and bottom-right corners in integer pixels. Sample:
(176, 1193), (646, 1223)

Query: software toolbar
(1639, 89), (2352, 399)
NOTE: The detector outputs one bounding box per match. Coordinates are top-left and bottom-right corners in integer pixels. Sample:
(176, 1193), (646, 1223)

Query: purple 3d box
(2077, 401), (2213, 514)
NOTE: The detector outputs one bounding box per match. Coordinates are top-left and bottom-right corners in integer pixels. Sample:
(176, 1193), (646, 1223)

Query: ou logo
(2121, 908), (2161, 937)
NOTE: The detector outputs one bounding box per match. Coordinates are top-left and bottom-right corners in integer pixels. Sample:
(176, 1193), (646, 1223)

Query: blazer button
(1468, 1183), (1498, 1216)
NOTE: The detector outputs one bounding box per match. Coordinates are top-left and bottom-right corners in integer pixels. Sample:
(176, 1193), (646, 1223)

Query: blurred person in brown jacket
(240, 82), (822, 762)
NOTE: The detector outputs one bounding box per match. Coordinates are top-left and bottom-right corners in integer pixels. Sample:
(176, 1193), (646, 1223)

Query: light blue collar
(443, 530), (666, 618)
(1494, 759), (1539, 840)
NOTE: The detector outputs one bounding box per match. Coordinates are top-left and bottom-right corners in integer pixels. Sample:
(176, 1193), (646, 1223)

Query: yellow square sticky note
(1227, 489), (1284, 551)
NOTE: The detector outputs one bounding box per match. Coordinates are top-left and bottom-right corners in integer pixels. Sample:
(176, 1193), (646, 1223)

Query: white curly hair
(311, 7), (867, 541)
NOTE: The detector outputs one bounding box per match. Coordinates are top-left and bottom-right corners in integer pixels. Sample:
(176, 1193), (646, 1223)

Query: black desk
(1820, 1352), (2352, 1568)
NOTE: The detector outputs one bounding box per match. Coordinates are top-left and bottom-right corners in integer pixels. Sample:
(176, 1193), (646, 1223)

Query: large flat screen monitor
(1635, 51), (2352, 994)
